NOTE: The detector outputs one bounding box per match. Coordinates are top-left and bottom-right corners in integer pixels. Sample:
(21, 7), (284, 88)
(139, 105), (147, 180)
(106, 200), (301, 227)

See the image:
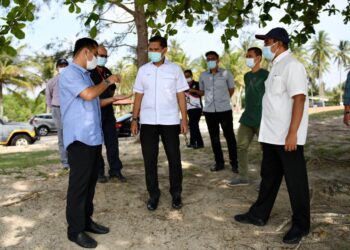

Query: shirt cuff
(288, 89), (307, 98)
(133, 88), (144, 94)
(177, 86), (189, 93)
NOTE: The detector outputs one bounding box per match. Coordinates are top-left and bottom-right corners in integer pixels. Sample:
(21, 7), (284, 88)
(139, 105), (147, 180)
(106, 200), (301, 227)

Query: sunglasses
(98, 55), (108, 58)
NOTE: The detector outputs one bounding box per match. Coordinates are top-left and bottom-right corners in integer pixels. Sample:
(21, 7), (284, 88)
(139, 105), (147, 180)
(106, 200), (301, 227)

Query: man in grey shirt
(46, 58), (69, 169)
(199, 51), (238, 173)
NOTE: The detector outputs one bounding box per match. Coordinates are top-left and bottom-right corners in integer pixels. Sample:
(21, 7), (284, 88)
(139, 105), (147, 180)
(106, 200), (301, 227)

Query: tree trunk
(133, 2), (148, 68)
(0, 82), (3, 118)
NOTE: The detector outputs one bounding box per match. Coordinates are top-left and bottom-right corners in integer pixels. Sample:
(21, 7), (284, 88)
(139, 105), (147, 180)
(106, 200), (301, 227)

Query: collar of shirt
(71, 62), (90, 75)
(148, 58), (171, 67)
(272, 50), (290, 65)
(205, 67), (224, 74)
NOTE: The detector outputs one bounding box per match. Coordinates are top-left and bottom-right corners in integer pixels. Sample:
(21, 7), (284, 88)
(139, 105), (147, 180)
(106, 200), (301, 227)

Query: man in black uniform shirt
(89, 45), (126, 183)
(184, 69), (204, 149)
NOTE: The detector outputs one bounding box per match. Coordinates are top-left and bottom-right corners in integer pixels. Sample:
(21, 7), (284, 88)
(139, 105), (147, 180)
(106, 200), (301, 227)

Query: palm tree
(310, 31), (333, 106)
(334, 40), (350, 104)
(166, 40), (191, 70)
(221, 48), (246, 111)
(0, 53), (42, 118)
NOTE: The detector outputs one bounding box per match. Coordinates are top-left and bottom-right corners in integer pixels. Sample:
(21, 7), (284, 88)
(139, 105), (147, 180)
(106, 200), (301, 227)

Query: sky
(15, 0), (350, 93)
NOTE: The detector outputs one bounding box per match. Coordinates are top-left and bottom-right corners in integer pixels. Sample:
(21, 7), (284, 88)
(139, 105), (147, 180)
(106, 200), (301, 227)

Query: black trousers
(140, 124), (182, 199)
(204, 110), (238, 168)
(188, 108), (204, 147)
(66, 141), (102, 236)
(249, 143), (310, 231)
(98, 110), (123, 177)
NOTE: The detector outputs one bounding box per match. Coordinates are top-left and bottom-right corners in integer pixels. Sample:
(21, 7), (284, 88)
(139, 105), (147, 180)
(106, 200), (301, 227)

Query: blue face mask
(97, 56), (107, 66)
(207, 60), (217, 69)
(245, 58), (256, 68)
(262, 43), (277, 61)
(148, 52), (162, 63)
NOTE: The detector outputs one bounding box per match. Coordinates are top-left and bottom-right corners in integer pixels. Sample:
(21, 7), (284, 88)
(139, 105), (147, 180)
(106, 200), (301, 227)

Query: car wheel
(11, 134), (32, 146)
(38, 126), (49, 136)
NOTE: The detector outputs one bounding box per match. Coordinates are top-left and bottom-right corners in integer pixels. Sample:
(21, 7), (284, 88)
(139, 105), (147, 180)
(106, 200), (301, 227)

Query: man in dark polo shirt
(89, 45), (126, 183)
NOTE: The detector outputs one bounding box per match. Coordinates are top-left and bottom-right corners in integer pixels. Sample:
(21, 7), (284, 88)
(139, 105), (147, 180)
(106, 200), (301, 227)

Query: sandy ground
(0, 114), (349, 250)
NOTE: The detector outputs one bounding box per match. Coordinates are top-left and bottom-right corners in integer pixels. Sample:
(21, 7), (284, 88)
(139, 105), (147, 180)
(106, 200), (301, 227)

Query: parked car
(29, 113), (57, 136)
(115, 113), (138, 137)
(0, 118), (39, 146)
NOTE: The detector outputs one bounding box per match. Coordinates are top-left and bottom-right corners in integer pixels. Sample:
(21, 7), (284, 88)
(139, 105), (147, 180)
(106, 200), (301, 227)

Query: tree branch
(108, 43), (136, 49)
(99, 18), (135, 24)
(107, 0), (135, 15)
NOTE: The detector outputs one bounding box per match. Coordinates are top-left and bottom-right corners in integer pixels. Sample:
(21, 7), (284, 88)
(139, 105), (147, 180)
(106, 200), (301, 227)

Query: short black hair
(247, 47), (262, 57)
(205, 51), (219, 59)
(184, 69), (193, 76)
(73, 38), (98, 57)
(149, 35), (167, 48)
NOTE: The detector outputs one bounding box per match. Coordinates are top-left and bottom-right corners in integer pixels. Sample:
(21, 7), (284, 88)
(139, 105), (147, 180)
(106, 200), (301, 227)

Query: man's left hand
(181, 119), (188, 134)
(285, 132), (297, 151)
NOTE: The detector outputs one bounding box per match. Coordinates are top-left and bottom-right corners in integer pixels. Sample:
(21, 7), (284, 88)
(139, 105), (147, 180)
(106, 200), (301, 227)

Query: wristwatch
(345, 111), (350, 114)
(131, 117), (139, 122)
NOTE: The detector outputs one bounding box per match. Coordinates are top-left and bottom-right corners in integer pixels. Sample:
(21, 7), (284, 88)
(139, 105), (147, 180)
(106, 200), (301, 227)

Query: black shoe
(68, 232), (97, 248)
(97, 175), (108, 183)
(232, 167), (239, 174)
(283, 226), (309, 244)
(210, 164), (224, 172)
(172, 196), (182, 209)
(110, 172), (127, 183)
(193, 145), (204, 149)
(234, 213), (266, 226)
(187, 144), (195, 148)
(147, 197), (159, 211)
(85, 221), (110, 234)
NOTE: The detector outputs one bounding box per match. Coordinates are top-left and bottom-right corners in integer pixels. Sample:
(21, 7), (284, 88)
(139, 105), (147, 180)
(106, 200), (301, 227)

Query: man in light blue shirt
(59, 37), (121, 249)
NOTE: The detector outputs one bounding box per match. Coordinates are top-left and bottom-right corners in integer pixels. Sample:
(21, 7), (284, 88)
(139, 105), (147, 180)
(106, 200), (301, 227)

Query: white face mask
(186, 77), (192, 83)
(86, 52), (98, 70)
(58, 67), (65, 74)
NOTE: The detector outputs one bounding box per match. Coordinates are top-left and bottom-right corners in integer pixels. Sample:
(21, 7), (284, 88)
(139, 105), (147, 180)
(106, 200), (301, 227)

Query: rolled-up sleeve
(343, 71), (350, 106)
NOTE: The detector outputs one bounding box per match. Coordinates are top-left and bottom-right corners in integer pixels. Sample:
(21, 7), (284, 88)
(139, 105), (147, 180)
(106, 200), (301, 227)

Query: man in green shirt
(227, 47), (269, 186)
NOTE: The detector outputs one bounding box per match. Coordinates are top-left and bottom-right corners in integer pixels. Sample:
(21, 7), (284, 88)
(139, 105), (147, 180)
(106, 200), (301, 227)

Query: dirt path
(0, 114), (349, 250)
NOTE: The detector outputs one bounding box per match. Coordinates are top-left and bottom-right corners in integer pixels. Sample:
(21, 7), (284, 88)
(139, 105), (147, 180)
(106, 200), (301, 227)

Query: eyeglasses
(98, 55), (108, 58)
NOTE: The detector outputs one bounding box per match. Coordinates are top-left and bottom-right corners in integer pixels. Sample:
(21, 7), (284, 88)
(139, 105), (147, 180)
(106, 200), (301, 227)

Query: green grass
(0, 150), (60, 173)
(309, 109), (343, 121)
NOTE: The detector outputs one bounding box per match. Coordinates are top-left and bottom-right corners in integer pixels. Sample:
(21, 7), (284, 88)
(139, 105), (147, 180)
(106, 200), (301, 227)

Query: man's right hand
(107, 74), (121, 84)
(131, 120), (138, 136)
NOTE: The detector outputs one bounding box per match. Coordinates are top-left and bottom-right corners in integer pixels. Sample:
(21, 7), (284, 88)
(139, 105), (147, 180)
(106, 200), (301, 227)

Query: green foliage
(3, 92), (46, 122)
(0, 0), (36, 55)
(61, 0), (350, 52)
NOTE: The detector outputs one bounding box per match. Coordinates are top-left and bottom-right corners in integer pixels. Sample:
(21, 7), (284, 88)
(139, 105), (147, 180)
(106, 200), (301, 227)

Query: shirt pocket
(270, 75), (285, 95)
(160, 73), (177, 91)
